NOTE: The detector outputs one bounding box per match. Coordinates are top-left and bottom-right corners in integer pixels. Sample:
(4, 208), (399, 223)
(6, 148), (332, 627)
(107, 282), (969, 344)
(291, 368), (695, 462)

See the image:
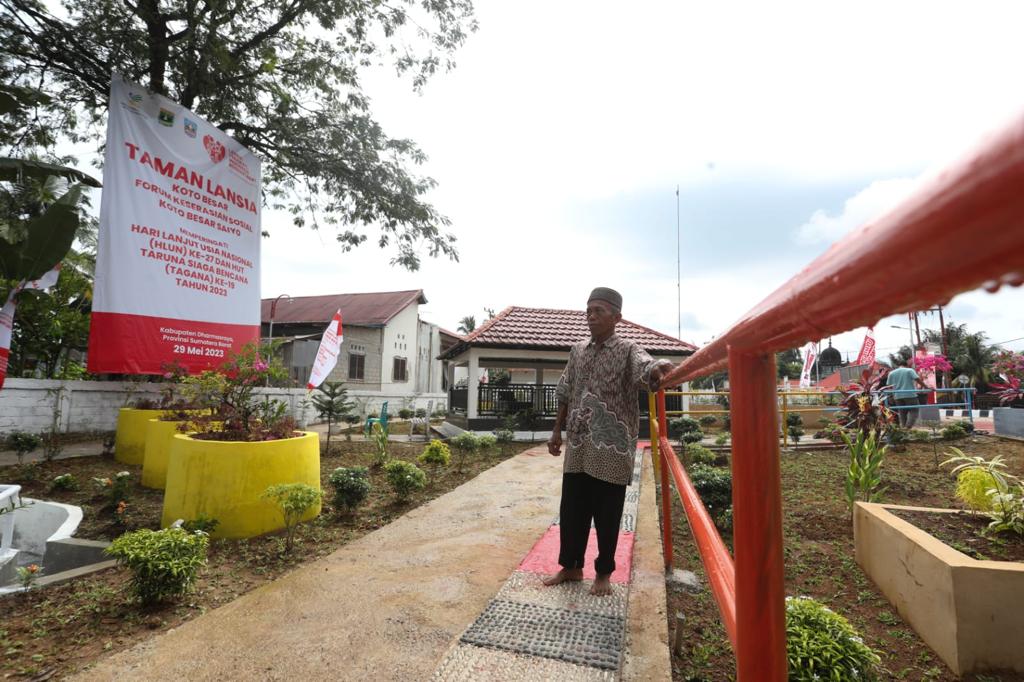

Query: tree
(0, 0), (476, 270)
(8, 252), (92, 378)
(776, 348), (803, 381)
(312, 381), (353, 452)
(457, 315), (476, 335)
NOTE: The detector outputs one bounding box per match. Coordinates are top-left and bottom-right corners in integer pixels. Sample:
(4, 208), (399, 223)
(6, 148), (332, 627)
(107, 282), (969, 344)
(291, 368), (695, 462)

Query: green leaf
(0, 158), (101, 187)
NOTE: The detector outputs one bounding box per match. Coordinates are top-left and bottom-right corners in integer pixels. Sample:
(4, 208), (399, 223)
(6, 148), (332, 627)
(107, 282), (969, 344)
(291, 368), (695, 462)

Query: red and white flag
(0, 265), (62, 389)
(855, 327), (876, 366)
(799, 341), (818, 388)
(306, 310), (343, 390)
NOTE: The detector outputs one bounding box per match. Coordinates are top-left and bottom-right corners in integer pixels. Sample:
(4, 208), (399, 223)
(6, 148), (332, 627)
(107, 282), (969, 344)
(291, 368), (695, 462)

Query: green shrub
(181, 514), (220, 534)
(51, 473), (79, 492)
(262, 483), (323, 551)
(717, 506), (733, 532)
(93, 471), (132, 508)
(722, 414), (731, 431)
(398, 407), (414, 419)
(785, 413), (803, 428)
(685, 443), (716, 466)
(955, 469), (999, 512)
(908, 428), (931, 442)
(414, 408), (427, 418)
(383, 460), (426, 501)
(105, 528), (209, 605)
(477, 434), (497, 451)
(329, 466), (371, 513)
(7, 431), (41, 466)
(698, 414), (718, 427)
(494, 429), (515, 443)
(786, 596), (881, 681)
(689, 464), (732, 518)
(842, 431), (888, 512)
(668, 416), (700, 440)
(714, 433), (730, 446)
(941, 422), (968, 440)
(680, 429), (705, 445)
(417, 440), (451, 468)
(787, 425), (804, 444)
(886, 426), (910, 447)
(450, 432), (480, 452)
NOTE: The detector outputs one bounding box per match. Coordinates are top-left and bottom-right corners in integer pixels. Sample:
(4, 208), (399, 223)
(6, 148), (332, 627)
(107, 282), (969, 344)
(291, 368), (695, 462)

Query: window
(393, 356), (408, 382)
(348, 353), (365, 381)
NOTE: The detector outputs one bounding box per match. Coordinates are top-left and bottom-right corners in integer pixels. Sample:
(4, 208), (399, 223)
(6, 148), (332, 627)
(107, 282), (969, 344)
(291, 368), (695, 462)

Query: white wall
(380, 303), (420, 397)
(0, 378), (322, 435)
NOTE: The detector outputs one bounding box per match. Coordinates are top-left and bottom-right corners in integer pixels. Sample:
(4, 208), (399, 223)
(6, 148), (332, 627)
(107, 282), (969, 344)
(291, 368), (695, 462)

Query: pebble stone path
(432, 449), (645, 681)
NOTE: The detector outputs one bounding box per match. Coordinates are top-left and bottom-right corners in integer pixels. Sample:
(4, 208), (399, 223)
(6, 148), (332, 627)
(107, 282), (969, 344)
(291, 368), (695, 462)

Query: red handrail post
(729, 349), (787, 681)
(656, 389), (673, 571)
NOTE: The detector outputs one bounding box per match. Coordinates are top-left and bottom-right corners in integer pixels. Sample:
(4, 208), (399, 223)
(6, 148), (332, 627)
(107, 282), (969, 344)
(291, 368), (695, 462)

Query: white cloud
(794, 177), (920, 245)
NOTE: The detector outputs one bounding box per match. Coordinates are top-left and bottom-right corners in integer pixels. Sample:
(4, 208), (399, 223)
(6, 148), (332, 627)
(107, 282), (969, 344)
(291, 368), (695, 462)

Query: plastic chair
(365, 401), (389, 436)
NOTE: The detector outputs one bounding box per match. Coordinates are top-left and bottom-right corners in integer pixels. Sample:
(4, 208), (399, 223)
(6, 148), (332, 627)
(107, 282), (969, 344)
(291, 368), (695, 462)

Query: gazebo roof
(439, 306), (697, 359)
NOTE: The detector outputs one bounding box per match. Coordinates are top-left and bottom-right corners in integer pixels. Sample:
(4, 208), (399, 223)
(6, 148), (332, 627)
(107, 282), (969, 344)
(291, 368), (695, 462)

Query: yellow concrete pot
(141, 418), (189, 490)
(161, 431), (321, 539)
(114, 408), (167, 465)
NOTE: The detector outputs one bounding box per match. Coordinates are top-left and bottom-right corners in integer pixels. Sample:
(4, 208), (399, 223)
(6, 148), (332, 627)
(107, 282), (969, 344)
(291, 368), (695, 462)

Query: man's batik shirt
(556, 334), (662, 486)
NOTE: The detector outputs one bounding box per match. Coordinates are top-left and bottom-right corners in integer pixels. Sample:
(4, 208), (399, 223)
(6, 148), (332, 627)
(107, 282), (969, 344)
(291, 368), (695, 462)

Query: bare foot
(543, 568), (583, 586)
(590, 574), (613, 596)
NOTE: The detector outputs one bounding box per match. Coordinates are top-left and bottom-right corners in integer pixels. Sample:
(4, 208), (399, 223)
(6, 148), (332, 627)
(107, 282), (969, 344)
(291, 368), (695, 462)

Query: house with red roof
(438, 306), (696, 430)
(260, 290), (459, 415)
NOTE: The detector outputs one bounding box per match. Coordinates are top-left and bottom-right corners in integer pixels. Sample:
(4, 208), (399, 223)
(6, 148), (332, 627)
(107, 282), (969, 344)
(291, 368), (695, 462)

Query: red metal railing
(651, 111), (1024, 679)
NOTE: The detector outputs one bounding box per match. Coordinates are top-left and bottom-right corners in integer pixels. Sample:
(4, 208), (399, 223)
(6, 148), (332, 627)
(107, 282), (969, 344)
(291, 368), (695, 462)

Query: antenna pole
(676, 185), (681, 340)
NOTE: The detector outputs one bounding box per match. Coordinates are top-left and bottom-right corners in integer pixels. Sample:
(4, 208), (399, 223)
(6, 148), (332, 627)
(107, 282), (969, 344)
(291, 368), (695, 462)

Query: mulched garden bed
(661, 434), (1024, 682)
(890, 508), (1024, 563)
(0, 437), (534, 679)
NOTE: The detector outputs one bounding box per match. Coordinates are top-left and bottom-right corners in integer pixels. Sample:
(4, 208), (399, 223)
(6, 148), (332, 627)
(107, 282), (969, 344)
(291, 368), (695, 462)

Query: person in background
(883, 358), (928, 428)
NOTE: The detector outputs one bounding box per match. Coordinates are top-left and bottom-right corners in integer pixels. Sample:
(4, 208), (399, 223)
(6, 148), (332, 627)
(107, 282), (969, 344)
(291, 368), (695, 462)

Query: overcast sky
(252, 1), (1024, 359)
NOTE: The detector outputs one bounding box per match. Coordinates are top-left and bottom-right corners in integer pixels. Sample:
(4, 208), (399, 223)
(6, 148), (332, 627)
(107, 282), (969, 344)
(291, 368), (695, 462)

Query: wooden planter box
(161, 431), (321, 539)
(114, 408), (167, 465)
(854, 503), (1024, 675)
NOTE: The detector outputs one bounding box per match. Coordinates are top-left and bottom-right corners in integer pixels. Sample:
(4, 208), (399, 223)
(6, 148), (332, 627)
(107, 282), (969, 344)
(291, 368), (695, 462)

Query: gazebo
(439, 306), (696, 431)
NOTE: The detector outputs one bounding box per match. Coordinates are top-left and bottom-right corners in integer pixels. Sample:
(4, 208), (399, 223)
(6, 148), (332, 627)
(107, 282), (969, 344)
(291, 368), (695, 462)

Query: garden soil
(71, 446), (566, 681)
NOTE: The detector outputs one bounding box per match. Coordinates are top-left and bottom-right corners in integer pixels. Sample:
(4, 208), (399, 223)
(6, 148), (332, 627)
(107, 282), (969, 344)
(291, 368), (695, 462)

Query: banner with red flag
(306, 310), (343, 390)
(855, 327), (876, 366)
(799, 341), (818, 388)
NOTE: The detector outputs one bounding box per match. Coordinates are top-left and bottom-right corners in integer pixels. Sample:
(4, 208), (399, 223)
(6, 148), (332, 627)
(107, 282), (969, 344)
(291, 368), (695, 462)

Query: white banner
(799, 341), (818, 388)
(306, 310), (343, 390)
(88, 74), (261, 374)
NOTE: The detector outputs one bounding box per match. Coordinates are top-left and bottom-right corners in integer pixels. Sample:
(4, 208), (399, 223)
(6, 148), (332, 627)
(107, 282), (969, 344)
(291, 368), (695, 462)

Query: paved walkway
(73, 446), (670, 681)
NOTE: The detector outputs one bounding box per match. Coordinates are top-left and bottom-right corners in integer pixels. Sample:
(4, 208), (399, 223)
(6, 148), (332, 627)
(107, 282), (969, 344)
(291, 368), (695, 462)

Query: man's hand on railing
(547, 433), (562, 456)
(648, 360), (674, 391)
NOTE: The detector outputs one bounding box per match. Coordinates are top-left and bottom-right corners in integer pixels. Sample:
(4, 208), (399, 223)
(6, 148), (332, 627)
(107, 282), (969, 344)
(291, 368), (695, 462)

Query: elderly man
(544, 287), (674, 596)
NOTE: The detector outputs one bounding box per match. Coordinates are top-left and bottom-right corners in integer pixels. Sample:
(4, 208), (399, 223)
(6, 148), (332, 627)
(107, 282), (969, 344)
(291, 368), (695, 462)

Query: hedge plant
(384, 460), (426, 500)
(329, 466), (371, 513)
(106, 528), (209, 605)
(417, 440), (451, 468)
(786, 596), (880, 681)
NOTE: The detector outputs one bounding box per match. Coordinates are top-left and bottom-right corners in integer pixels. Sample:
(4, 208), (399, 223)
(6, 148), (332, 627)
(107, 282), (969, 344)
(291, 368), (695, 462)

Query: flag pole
(676, 185), (681, 340)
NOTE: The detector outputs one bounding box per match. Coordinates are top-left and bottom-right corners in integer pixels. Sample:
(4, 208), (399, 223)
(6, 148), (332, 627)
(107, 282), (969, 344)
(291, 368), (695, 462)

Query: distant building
(261, 290), (457, 416)
(439, 306), (696, 430)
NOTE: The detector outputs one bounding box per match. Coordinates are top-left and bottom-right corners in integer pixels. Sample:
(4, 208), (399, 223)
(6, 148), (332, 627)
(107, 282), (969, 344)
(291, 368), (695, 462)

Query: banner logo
(183, 118), (197, 138)
(158, 108), (175, 127)
(203, 134), (226, 163)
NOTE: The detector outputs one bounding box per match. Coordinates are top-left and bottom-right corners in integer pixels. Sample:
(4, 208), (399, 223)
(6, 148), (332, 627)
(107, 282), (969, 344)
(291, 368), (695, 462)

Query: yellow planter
(161, 431), (321, 539)
(114, 408), (166, 465)
(141, 419), (189, 490)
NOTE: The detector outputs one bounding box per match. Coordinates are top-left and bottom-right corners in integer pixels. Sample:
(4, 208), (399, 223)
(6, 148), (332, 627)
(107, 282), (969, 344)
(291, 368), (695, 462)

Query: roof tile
(261, 290), (426, 327)
(442, 306), (696, 357)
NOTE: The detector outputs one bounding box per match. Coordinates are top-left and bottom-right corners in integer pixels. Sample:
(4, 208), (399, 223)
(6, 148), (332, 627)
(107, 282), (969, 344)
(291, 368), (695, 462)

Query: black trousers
(558, 472), (627, 576)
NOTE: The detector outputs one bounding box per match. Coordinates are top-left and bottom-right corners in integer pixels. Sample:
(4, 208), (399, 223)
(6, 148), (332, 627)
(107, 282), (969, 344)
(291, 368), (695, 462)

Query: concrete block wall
(0, 378), (322, 436)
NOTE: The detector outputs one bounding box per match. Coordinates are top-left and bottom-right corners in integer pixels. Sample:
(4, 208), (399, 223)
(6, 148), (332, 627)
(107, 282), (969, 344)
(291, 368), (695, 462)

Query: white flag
(799, 341), (818, 388)
(0, 264), (62, 389)
(306, 310), (343, 390)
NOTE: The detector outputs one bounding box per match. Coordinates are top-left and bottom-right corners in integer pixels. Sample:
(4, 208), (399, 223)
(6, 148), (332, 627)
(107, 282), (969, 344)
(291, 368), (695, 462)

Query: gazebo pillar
(467, 351), (480, 420)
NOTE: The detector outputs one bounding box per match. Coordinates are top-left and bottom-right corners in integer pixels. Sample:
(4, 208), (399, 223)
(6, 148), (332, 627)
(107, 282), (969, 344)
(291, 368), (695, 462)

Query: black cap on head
(588, 287), (623, 312)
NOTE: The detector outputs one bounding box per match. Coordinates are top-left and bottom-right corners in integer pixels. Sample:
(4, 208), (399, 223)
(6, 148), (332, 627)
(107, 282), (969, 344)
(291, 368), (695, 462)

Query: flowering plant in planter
(182, 342), (300, 441)
(913, 354), (953, 375)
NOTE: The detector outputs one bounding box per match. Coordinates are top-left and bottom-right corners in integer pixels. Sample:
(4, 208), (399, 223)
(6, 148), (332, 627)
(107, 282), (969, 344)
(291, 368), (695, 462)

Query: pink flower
(253, 358), (268, 372)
